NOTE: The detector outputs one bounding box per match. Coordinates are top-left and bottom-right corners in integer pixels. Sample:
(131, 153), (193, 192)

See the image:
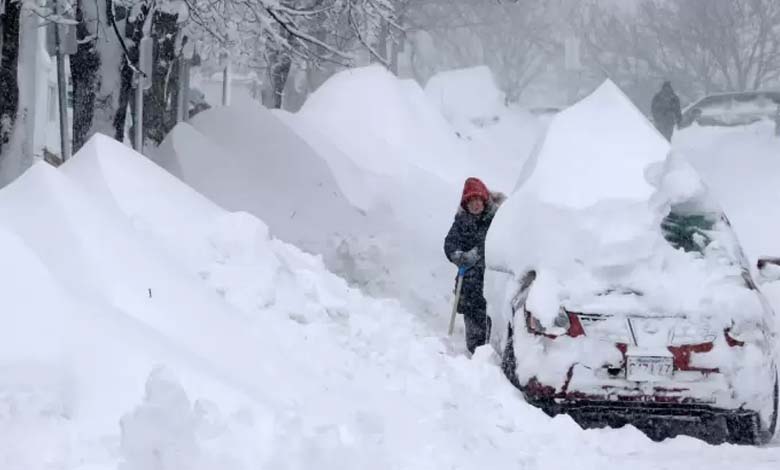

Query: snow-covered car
(487, 81), (778, 445)
(499, 211), (778, 445)
(679, 91), (780, 129)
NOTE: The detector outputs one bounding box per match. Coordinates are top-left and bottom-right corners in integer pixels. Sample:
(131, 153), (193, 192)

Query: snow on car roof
(514, 79), (670, 209)
(683, 90), (780, 114)
(487, 80), (761, 329)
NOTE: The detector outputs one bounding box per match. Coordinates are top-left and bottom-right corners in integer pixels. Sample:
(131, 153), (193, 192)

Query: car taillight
(724, 327), (745, 347)
(668, 342), (716, 372)
(525, 309), (584, 338)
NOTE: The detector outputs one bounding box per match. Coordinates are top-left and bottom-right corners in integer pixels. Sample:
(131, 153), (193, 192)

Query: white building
(18, 4), (62, 163)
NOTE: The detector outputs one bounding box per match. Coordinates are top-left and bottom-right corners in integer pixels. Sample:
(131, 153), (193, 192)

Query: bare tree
(0, 0), (21, 157)
(574, 0), (780, 106)
(406, 0), (560, 100)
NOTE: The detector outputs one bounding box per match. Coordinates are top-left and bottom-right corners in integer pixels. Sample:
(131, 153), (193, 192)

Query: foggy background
(193, 0), (780, 114)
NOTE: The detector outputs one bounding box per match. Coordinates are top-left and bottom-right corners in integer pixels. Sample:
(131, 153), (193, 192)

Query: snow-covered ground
(675, 121), (780, 267)
(3, 67), (780, 469)
(156, 65), (544, 329)
(676, 120), (780, 360)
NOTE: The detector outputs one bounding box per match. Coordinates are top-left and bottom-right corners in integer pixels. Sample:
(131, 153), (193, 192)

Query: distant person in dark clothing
(444, 177), (505, 354)
(652, 81), (682, 141)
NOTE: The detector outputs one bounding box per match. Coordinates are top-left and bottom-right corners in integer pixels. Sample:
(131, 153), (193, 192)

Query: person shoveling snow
(444, 177), (505, 353)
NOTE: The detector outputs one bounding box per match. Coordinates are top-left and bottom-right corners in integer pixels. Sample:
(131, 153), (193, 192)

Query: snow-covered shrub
(119, 367), (202, 470)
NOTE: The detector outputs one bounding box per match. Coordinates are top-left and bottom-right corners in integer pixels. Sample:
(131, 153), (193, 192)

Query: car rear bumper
(528, 395), (761, 444)
(517, 366), (766, 444)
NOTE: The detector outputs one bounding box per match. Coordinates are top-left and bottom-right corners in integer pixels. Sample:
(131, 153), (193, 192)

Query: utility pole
(176, 56), (188, 123)
(220, 50), (231, 106)
(176, 38), (194, 123)
(54, 0), (70, 161)
(135, 36), (153, 154)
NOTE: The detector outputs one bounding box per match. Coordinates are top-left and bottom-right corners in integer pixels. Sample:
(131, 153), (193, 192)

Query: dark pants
(654, 119), (675, 141)
(458, 268), (492, 353)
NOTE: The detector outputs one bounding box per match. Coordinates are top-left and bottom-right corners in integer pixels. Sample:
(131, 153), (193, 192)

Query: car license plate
(626, 356), (673, 382)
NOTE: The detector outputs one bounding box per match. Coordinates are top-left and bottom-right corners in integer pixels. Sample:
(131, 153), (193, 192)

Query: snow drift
(425, 65), (506, 131)
(0, 134), (534, 468)
(488, 80), (759, 328)
(280, 65), (544, 319)
(675, 120), (780, 351)
(299, 65), (472, 184)
(1, 133), (778, 467)
(153, 104), (407, 302)
(154, 104), (372, 260)
(513, 80), (670, 208)
(424, 66), (546, 193)
(486, 80), (774, 415)
(676, 121), (780, 264)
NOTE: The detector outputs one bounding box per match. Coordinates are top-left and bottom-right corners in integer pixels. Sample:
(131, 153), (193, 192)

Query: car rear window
(661, 211), (715, 253)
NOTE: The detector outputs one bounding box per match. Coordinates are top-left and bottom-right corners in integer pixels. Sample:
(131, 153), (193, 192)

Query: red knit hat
(460, 177), (490, 209)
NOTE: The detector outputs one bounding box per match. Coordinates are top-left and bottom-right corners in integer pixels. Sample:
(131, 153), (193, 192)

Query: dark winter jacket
(651, 84), (682, 126)
(444, 178), (504, 270)
(444, 207), (498, 270)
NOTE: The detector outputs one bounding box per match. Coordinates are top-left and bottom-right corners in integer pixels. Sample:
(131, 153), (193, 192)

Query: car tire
(760, 368), (779, 444)
(726, 413), (761, 445)
(729, 367), (778, 445)
(500, 323), (522, 390)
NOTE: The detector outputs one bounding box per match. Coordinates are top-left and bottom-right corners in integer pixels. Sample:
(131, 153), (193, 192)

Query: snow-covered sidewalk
(0, 132), (778, 468)
(3, 65), (780, 468)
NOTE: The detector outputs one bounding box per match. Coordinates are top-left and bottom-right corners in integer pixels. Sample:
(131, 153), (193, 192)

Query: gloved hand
(491, 191), (508, 207)
(452, 247), (480, 269)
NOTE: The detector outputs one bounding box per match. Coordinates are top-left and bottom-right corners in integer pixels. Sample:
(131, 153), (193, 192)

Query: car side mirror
(757, 257), (780, 284)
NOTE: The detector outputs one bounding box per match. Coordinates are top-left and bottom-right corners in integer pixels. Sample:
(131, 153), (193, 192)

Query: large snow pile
(278, 65), (544, 320)
(514, 80), (669, 208)
(675, 120), (780, 315)
(156, 101), (457, 320)
(0, 134), (524, 468)
(675, 121), (780, 263)
(487, 79), (762, 335)
(154, 104), (387, 281)
(299, 65), (471, 184)
(3, 135), (780, 467)
(424, 66), (546, 193)
(425, 66), (505, 130)
(485, 80), (776, 422)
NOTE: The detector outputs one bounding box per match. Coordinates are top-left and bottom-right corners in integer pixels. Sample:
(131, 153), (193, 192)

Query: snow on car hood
(487, 80), (761, 329)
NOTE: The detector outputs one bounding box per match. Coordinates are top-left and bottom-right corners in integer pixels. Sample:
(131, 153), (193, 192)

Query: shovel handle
(448, 272), (466, 336)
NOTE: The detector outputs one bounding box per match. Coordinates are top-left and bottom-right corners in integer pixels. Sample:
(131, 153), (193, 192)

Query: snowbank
(1, 134), (522, 467)
(424, 66), (546, 192)
(485, 80), (775, 422)
(0, 134), (688, 469)
(154, 104), (375, 266)
(1, 127), (779, 467)
(675, 121), (780, 264)
(675, 121), (780, 334)
(155, 103), (456, 318)
(515, 80), (670, 209)
(273, 109), (386, 212)
(280, 65), (544, 318)
(299, 65), (472, 184)
(487, 79), (763, 335)
(425, 66), (505, 130)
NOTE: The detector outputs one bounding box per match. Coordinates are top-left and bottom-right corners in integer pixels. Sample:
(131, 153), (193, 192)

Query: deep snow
(8, 134), (773, 470)
(157, 66), (544, 327)
(487, 80), (761, 330)
(485, 81), (776, 424)
(2, 67), (780, 470)
(675, 120), (780, 351)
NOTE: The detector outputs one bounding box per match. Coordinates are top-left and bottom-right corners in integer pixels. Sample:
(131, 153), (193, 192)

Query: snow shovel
(448, 266), (468, 336)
